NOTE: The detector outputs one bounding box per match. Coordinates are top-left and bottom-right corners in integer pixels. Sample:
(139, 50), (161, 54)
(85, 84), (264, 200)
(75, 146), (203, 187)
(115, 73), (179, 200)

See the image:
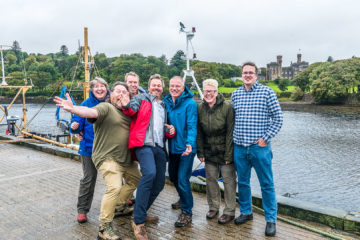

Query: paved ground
(0, 143), (348, 240)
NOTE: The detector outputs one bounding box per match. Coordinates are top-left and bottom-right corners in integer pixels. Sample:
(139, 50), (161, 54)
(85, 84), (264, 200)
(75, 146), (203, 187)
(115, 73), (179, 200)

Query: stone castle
(266, 54), (308, 80)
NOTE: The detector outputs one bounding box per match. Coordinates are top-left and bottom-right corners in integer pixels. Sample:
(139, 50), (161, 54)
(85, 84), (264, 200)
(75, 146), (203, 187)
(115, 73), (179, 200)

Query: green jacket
(196, 94), (234, 165)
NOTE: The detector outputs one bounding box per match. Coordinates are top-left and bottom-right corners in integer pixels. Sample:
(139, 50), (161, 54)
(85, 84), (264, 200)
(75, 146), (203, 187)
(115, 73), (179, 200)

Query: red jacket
(122, 93), (175, 150)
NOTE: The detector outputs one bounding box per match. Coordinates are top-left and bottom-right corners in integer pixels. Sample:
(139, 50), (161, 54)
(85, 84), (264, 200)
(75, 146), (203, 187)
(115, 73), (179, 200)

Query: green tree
(327, 56), (333, 62)
(6, 53), (17, 65)
(169, 50), (186, 76)
(278, 78), (290, 91)
(60, 45), (69, 56)
(293, 62), (323, 92)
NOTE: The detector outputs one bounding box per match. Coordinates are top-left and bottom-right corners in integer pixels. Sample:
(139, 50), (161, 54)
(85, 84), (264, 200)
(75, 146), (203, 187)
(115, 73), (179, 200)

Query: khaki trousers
(205, 162), (237, 216)
(98, 158), (141, 223)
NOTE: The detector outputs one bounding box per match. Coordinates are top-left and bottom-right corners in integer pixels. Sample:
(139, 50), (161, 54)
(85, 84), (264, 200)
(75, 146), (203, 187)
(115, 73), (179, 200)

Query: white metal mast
(0, 45), (11, 86)
(179, 22), (203, 100)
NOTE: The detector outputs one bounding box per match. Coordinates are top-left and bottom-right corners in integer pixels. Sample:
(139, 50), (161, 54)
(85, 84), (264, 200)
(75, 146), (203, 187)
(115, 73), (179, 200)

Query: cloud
(1, 0), (360, 66)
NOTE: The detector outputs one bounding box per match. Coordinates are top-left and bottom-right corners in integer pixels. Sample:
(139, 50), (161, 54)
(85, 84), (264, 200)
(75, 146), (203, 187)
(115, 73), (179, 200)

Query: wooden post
(83, 27), (89, 100)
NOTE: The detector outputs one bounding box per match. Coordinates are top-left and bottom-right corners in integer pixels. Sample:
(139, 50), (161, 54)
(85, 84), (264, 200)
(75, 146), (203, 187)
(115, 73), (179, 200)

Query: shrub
(291, 87), (304, 101)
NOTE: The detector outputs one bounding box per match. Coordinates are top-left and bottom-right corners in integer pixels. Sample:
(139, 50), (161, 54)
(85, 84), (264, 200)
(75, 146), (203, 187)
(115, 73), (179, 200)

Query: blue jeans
(168, 153), (195, 215)
(133, 146), (167, 224)
(234, 143), (277, 222)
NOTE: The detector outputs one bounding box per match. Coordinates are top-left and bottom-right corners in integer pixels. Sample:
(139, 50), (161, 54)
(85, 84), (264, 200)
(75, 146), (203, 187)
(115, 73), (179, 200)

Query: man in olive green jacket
(197, 79), (237, 224)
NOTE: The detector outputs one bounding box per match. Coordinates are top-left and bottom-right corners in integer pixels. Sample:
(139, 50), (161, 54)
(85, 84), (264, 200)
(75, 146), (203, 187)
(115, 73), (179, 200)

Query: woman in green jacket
(197, 79), (236, 225)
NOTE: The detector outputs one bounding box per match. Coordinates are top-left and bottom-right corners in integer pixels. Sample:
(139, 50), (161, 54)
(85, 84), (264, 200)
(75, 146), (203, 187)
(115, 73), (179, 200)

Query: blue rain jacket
(163, 87), (198, 154)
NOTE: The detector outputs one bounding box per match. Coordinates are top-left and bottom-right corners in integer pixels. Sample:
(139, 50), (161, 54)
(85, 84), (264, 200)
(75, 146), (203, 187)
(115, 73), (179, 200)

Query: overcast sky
(2, 0), (360, 67)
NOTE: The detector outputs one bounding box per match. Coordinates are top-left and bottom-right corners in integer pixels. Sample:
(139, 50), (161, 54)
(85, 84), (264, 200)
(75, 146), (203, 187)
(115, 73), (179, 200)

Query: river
(1, 103), (359, 212)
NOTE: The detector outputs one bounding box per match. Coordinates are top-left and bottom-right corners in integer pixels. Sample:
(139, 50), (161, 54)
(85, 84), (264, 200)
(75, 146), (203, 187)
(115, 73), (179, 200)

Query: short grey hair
(125, 71), (139, 82)
(148, 74), (165, 88)
(202, 79), (218, 90)
(89, 77), (109, 92)
(170, 76), (184, 86)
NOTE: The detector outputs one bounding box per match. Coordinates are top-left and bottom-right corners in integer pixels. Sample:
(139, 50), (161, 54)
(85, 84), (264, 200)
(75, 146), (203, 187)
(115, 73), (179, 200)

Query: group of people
(54, 61), (283, 240)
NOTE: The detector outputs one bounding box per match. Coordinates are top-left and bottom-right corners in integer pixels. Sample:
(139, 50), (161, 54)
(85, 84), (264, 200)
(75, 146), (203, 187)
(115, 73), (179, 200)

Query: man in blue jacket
(163, 76), (198, 227)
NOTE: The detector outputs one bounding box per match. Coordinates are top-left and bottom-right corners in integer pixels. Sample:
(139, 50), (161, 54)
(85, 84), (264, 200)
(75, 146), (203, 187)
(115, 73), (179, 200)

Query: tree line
(0, 42), (240, 97)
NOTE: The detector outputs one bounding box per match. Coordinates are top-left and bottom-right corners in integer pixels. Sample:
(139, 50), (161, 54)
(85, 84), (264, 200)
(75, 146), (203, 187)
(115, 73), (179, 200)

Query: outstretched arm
(54, 93), (98, 119)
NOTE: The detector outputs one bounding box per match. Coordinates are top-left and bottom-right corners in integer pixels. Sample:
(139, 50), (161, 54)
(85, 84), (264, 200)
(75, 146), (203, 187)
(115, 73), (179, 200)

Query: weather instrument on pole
(179, 22), (203, 99)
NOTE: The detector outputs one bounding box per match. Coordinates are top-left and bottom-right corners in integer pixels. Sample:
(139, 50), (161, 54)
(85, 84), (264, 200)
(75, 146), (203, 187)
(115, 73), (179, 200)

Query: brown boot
(98, 222), (121, 240)
(146, 215), (159, 222)
(131, 220), (148, 240)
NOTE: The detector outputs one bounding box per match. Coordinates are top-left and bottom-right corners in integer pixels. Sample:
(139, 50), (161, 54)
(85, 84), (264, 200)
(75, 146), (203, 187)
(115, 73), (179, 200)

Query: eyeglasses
(204, 90), (217, 94)
(242, 72), (256, 75)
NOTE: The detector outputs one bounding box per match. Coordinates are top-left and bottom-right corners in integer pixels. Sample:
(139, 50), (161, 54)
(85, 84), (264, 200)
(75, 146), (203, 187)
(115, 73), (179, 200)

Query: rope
(27, 79), (65, 127)
(69, 53), (82, 92)
(0, 138), (40, 144)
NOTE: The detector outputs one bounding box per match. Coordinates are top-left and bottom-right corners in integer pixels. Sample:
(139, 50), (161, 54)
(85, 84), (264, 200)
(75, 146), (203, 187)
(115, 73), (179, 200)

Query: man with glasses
(231, 62), (283, 237)
(163, 76), (198, 227)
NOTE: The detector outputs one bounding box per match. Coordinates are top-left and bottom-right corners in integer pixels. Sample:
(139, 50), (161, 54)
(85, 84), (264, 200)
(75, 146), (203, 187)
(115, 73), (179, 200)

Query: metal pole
(1, 46), (7, 85)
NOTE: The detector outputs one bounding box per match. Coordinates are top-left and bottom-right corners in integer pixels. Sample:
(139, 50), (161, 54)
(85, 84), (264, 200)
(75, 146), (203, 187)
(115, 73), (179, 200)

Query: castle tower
(297, 53), (302, 64)
(277, 55), (282, 78)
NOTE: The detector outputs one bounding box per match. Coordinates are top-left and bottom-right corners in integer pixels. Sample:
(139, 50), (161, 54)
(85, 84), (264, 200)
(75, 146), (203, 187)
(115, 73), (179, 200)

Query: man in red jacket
(121, 74), (175, 240)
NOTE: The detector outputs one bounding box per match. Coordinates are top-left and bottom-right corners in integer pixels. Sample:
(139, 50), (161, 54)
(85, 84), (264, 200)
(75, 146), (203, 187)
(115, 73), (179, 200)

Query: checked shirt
(231, 82), (283, 147)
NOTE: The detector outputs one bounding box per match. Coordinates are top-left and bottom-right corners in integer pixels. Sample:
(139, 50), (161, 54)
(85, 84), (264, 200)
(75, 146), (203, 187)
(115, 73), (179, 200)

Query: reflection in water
(1, 104), (359, 211)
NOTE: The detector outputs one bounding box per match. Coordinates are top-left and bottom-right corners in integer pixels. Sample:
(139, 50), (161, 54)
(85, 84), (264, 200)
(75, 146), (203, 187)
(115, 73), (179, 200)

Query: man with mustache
(54, 82), (141, 240)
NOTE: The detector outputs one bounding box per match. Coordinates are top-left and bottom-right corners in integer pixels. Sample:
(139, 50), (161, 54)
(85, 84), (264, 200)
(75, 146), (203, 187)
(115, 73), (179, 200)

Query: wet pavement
(0, 143), (345, 240)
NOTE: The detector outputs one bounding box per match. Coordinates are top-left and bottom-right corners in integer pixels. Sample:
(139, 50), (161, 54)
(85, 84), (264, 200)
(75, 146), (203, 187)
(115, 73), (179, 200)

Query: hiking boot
(131, 220), (148, 240)
(265, 222), (276, 236)
(171, 199), (181, 209)
(114, 204), (134, 217)
(77, 213), (87, 223)
(146, 215), (159, 222)
(174, 211), (192, 227)
(98, 222), (121, 240)
(234, 213), (253, 225)
(206, 210), (219, 219)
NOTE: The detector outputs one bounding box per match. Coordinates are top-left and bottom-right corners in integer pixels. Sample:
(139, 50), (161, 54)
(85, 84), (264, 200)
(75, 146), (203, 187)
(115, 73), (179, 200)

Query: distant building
(266, 54), (308, 80)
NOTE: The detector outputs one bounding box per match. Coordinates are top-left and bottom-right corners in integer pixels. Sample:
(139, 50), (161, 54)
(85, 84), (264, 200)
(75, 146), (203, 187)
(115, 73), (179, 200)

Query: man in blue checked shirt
(231, 62), (283, 237)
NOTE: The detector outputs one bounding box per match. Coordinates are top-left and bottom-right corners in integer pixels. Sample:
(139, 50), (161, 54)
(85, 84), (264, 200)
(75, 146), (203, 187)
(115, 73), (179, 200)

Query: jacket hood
(163, 86), (194, 106)
(89, 90), (109, 104)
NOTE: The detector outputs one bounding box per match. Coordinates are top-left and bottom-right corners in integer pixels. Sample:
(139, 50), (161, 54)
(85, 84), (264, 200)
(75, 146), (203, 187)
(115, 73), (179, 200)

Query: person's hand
(54, 93), (74, 113)
(71, 122), (79, 130)
(76, 133), (83, 141)
(254, 138), (267, 147)
(164, 124), (175, 135)
(199, 157), (205, 162)
(225, 161), (230, 165)
(119, 92), (130, 107)
(182, 145), (192, 156)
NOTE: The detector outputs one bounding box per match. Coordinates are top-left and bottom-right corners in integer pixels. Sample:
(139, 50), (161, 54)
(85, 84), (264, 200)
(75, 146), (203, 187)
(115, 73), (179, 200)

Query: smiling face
(125, 75), (139, 96)
(242, 65), (258, 90)
(148, 78), (163, 99)
(169, 77), (185, 100)
(110, 84), (129, 109)
(92, 82), (108, 100)
(203, 85), (218, 107)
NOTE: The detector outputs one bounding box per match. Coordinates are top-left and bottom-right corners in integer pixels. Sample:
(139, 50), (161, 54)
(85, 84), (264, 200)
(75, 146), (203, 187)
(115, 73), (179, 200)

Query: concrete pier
(0, 142), (357, 239)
